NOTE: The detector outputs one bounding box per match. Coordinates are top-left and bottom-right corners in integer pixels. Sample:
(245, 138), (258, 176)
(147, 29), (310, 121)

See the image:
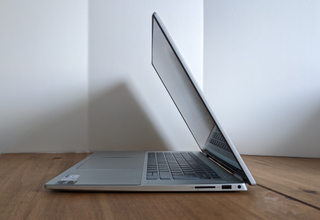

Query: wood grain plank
(242, 155), (320, 209)
(1, 153), (320, 220)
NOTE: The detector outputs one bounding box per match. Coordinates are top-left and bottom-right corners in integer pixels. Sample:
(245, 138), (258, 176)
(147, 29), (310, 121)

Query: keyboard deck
(146, 152), (220, 180)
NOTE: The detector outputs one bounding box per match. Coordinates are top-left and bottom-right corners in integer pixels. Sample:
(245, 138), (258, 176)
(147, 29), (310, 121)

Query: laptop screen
(151, 14), (243, 172)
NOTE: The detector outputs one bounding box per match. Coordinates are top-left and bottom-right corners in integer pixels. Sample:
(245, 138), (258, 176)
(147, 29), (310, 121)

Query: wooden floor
(0, 153), (319, 220)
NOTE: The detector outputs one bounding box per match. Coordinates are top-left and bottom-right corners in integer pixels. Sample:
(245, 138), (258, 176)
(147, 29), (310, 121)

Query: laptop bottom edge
(45, 183), (247, 192)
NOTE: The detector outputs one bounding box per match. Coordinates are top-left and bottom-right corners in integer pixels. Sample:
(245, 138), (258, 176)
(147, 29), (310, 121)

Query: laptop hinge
(203, 149), (250, 184)
(233, 173), (243, 181)
(201, 151), (208, 157)
(203, 149), (234, 173)
(203, 150), (244, 181)
(207, 155), (233, 174)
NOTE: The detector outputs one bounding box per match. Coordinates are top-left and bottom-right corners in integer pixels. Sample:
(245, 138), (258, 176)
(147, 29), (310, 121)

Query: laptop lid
(151, 12), (256, 185)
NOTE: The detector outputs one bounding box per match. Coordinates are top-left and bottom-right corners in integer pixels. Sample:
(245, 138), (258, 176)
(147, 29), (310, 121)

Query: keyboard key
(210, 173), (220, 178)
(173, 174), (198, 180)
(184, 171), (196, 175)
(146, 172), (158, 180)
(159, 172), (171, 180)
(197, 172), (211, 179)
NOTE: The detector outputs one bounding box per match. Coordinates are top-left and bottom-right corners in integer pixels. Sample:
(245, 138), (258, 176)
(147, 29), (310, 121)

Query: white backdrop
(3, 0), (318, 157)
(0, 0), (89, 152)
(0, 0), (203, 153)
(88, 0), (203, 152)
(203, 0), (320, 157)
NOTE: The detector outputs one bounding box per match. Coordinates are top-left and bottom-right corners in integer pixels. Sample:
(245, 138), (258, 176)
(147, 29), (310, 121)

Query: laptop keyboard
(146, 152), (220, 180)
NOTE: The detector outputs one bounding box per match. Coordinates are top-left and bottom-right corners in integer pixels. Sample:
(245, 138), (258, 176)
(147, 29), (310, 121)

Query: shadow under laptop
(89, 81), (169, 152)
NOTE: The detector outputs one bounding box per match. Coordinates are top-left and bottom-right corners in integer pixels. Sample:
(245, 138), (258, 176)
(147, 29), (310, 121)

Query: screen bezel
(151, 12), (256, 185)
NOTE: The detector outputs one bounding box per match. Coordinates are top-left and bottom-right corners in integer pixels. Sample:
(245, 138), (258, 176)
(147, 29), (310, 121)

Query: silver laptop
(45, 12), (256, 191)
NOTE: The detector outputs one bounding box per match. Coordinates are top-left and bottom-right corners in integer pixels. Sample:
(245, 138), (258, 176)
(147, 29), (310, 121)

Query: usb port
(222, 185), (232, 189)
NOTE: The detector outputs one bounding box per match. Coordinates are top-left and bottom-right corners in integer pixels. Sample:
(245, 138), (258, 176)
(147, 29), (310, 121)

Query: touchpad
(77, 157), (142, 170)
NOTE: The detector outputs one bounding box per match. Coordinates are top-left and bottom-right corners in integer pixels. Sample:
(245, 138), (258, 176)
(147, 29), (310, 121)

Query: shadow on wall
(89, 82), (169, 151)
(0, 81), (169, 153)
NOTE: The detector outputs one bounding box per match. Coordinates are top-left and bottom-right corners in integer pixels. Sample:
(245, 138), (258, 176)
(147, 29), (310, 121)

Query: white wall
(88, 0), (203, 152)
(0, 0), (88, 153)
(203, 0), (320, 157)
(0, 0), (203, 153)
